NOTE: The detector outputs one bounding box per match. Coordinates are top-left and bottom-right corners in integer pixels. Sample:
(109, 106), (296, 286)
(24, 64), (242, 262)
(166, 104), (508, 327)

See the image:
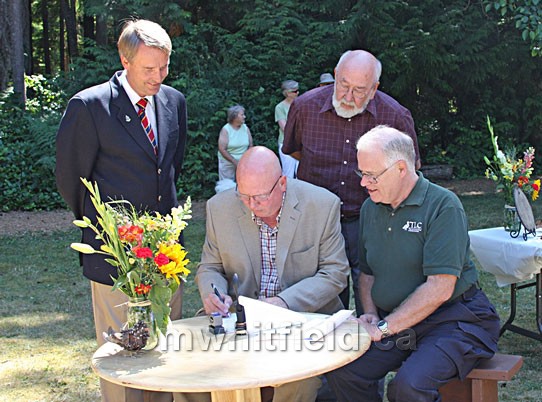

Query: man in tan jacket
(196, 146), (349, 402)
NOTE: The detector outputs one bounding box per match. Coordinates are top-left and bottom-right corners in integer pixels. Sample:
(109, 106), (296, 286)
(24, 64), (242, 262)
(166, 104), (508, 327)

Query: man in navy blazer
(56, 19), (186, 402)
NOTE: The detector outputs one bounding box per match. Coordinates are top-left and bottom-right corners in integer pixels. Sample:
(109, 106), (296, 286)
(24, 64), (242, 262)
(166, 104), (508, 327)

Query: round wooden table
(92, 313), (371, 402)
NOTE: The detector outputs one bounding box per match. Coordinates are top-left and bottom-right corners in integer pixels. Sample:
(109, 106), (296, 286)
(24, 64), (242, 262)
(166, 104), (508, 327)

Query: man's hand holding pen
(203, 283), (233, 316)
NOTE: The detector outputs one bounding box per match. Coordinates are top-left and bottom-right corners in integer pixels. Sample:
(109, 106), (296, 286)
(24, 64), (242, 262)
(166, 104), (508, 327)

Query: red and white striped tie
(136, 98), (158, 155)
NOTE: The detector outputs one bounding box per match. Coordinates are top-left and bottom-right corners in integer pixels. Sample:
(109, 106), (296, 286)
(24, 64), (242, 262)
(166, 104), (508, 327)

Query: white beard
(332, 86), (369, 118)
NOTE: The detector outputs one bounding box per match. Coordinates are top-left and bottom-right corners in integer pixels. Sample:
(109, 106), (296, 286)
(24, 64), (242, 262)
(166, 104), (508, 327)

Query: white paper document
(301, 309), (355, 341)
(220, 296), (354, 340)
(238, 295), (307, 332)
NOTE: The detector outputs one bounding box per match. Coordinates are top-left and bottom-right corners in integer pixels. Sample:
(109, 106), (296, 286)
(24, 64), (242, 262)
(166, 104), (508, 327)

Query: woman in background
(216, 104), (253, 191)
(275, 80), (299, 178)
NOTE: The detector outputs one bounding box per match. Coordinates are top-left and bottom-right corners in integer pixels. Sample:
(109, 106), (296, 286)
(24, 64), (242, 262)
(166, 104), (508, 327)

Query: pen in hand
(211, 283), (225, 302)
(211, 283), (230, 317)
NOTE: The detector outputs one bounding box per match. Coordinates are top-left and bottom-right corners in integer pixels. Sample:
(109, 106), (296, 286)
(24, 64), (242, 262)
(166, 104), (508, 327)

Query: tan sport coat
(196, 178), (349, 314)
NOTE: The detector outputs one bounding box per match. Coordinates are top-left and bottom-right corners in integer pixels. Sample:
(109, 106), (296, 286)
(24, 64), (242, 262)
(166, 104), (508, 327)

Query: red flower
(154, 253), (170, 266)
(118, 225), (143, 243)
(533, 181), (540, 192)
(517, 176), (529, 187)
(133, 247), (153, 259)
(135, 283), (152, 295)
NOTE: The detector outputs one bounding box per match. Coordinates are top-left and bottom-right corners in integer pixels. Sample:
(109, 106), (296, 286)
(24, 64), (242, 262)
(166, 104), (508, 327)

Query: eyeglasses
(288, 89), (299, 94)
(237, 176), (282, 203)
(335, 81), (374, 100)
(354, 161), (400, 184)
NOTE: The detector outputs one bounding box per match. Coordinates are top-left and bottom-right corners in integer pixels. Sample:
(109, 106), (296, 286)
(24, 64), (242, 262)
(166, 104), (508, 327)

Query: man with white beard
(282, 50), (420, 317)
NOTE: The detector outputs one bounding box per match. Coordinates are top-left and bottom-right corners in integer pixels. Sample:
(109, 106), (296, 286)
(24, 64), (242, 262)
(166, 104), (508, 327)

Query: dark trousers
(326, 288), (500, 402)
(339, 218), (362, 316)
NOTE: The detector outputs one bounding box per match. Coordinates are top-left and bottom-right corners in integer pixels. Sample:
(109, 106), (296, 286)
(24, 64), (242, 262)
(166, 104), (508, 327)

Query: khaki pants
(218, 157), (237, 181)
(272, 376), (321, 402)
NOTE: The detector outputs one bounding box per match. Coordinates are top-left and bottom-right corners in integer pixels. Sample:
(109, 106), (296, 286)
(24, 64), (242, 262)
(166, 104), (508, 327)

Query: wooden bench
(439, 353), (523, 402)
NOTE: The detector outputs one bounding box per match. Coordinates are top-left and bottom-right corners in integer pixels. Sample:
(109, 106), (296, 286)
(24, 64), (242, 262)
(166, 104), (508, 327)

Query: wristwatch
(376, 319), (391, 338)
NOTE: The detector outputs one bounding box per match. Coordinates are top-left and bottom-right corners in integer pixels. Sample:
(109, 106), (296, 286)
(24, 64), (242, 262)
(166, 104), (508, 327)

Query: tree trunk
(68, 0), (78, 56)
(10, 0), (26, 105)
(60, 0), (78, 63)
(41, 0), (51, 75)
(83, 14), (95, 41)
(24, 0), (32, 75)
(59, 0), (65, 71)
(96, 14), (108, 46)
(0, 0), (12, 91)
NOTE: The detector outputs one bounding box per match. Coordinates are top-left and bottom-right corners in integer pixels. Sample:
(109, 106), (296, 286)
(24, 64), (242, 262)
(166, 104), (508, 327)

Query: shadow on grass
(0, 313), (94, 341)
(1, 200), (541, 401)
(1, 360), (99, 401)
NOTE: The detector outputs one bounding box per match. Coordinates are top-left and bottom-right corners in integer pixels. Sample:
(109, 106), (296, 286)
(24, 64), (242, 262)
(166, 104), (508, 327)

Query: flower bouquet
(484, 116), (540, 206)
(71, 178), (191, 344)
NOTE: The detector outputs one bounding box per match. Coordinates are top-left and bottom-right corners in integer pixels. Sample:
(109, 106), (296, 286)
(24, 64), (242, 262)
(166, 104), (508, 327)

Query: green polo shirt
(359, 172), (478, 313)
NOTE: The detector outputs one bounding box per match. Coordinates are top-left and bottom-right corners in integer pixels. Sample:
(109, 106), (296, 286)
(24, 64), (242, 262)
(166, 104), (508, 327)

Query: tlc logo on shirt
(402, 221), (423, 233)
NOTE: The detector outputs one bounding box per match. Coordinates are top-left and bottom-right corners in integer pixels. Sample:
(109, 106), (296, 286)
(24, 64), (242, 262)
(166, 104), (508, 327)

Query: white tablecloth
(469, 227), (542, 287)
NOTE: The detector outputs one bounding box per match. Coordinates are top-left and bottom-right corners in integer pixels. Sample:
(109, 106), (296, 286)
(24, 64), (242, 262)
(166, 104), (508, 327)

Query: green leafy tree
(485, 0), (542, 56)
(344, 0), (542, 176)
(1, 0), (542, 209)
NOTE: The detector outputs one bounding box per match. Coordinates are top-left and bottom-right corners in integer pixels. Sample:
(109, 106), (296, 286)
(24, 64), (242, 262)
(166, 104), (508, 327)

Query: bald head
(237, 146), (282, 183)
(236, 147), (285, 221)
(332, 50), (382, 118)
(336, 50), (382, 85)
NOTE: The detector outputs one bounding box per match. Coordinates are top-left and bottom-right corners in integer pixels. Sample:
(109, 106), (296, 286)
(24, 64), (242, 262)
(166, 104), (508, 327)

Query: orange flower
(517, 176), (529, 187)
(118, 225), (143, 243)
(135, 283), (152, 295)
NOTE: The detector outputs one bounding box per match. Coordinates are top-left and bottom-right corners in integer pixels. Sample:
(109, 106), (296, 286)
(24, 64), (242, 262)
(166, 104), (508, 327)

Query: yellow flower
(157, 259), (190, 284)
(157, 243), (190, 284)
(532, 179), (541, 201)
(174, 258), (191, 277)
(159, 242), (181, 260)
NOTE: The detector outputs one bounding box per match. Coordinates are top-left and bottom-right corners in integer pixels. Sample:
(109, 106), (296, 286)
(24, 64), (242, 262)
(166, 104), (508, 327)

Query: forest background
(1, 0), (542, 210)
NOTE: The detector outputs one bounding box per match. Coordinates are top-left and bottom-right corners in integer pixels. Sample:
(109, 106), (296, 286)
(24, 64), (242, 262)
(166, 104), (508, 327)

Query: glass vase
(503, 204), (521, 233)
(124, 297), (159, 351)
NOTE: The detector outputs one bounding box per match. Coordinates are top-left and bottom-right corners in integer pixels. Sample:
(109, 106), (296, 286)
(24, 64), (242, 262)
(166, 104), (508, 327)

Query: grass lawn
(0, 192), (541, 401)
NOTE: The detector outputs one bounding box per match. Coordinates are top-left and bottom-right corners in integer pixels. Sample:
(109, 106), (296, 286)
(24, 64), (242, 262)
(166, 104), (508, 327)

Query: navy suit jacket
(56, 71), (187, 284)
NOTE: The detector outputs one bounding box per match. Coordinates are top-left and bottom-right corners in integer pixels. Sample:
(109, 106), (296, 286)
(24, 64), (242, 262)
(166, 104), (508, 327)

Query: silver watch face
(377, 320), (389, 334)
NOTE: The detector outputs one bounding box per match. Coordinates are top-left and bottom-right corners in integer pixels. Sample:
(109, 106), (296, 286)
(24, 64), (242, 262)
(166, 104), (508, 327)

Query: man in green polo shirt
(326, 126), (500, 402)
